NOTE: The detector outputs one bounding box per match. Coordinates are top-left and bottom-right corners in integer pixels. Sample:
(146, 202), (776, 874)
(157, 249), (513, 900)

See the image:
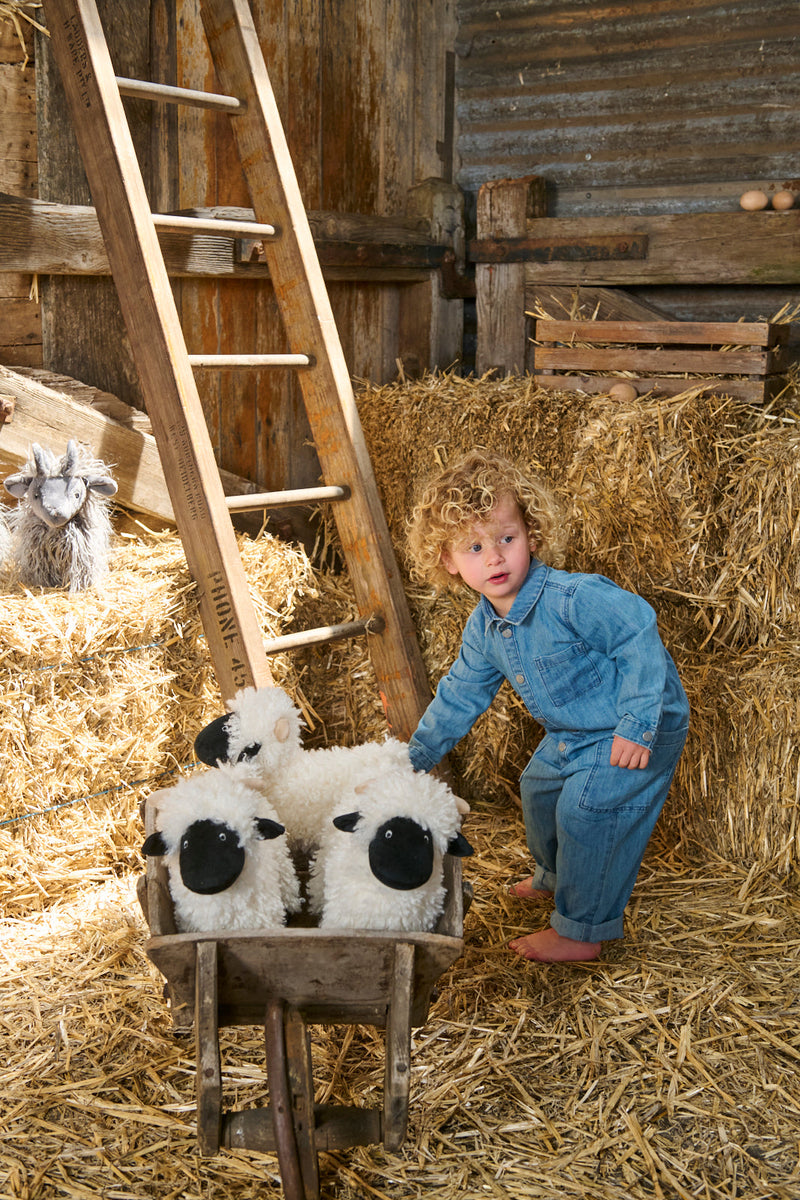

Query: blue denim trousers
(519, 725), (688, 942)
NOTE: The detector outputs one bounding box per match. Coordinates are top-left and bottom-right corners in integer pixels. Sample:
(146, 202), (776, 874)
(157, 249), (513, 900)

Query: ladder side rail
(42, 0), (273, 701)
(200, 0), (433, 740)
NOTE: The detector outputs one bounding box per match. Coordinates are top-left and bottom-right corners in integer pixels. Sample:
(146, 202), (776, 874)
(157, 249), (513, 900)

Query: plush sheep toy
(141, 763), (302, 933)
(194, 685), (454, 855)
(3, 440), (118, 592)
(308, 767), (474, 933)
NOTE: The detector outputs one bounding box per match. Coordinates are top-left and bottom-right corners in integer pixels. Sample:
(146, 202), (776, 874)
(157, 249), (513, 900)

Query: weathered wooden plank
(521, 213), (800, 286)
(0, 364), (261, 522)
(534, 373), (768, 403)
(476, 175), (546, 375)
(0, 193), (441, 279)
(535, 345), (770, 375)
(536, 320), (779, 346)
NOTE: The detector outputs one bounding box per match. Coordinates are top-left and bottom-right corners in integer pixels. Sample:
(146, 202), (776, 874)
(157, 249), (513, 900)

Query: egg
(772, 190), (796, 211)
(608, 382), (638, 402)
(739, 189), (769, 211)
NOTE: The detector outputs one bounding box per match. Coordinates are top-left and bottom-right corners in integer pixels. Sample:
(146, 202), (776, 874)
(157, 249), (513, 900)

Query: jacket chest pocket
(535, 643), (603, 708)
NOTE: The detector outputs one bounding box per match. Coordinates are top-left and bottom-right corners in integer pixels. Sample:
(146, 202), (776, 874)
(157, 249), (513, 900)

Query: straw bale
(0, 525), (321, 918)
(349, 371), (800, 868)
(2, 367), (800, 1198)
(1, 836), (799, 1199)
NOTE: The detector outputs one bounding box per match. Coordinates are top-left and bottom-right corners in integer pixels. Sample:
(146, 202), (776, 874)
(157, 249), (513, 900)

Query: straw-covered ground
(2, 370), (800, 1199)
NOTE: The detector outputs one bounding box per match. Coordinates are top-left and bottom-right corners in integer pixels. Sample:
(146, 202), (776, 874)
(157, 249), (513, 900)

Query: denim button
(558, 741), (567, 752)
(516, 673), (525, 684)
(502, 628), (512, 638)
(643, 731), (653, 742)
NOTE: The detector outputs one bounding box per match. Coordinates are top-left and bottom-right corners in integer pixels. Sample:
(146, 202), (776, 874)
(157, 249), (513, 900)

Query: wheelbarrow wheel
(265, 1000), (320, 1200)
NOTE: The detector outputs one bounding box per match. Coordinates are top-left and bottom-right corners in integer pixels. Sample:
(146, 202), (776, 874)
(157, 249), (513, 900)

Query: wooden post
(475, 176), (547, 376)
(398, 178), (465, 375)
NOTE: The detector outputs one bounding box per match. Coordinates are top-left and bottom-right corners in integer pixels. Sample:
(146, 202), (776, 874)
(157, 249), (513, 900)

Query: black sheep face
(368, 816), (435, 891)
(194, 714), (235, 765)
(179, 818), (245, 894)
(194, 714), (261, 766)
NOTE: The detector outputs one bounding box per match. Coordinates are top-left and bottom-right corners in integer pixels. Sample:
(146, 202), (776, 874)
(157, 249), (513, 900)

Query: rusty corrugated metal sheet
(455, 0), (800, 215)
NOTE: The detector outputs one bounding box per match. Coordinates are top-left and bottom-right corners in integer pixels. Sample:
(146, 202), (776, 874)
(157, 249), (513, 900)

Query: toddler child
(405, 449), (689, 962)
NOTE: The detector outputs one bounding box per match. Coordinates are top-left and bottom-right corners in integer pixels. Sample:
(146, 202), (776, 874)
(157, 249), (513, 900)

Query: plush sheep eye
(237, 742), (261, 762)
(181, 837), (189, 850)
(218, 831), (228, 842)
(384, 829), (393, 839)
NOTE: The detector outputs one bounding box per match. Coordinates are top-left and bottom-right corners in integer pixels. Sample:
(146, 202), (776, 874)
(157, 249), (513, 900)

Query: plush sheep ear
(254, 817), (285, 840)
(273, 717), (291, 743)
(142, 831), (168, 857)
(87, 475), (118, 497)
(446, 831), (474, 857)
(333, 811), (362, 833)
(3, 471), (32, 498)
(194, 713), (233, 765)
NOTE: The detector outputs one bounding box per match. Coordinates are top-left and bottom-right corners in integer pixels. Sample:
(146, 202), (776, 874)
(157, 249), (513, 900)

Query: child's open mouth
(489, 572), (509, 584)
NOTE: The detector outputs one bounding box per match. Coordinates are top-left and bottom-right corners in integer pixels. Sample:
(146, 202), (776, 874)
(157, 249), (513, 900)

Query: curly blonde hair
(406, 449), (567, 590)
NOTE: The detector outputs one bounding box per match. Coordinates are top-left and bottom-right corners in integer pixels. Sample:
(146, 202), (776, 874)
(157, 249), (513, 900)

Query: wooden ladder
(40, 0), (432, 741)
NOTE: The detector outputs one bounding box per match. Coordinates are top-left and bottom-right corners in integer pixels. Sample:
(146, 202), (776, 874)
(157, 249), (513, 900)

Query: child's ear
(441, 549), (461, 576)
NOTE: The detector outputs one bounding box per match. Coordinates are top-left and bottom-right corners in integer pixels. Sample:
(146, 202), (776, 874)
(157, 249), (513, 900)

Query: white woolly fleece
(222, 686), (306, 771)
(309, 766), (465, 932)
(214, 686), (421, 855)
(148, 763), (301, 933)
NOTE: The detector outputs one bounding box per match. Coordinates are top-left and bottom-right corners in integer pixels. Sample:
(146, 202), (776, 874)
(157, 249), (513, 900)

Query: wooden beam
(476, 176), (547, 376)
(0, 364), (260, 523)
(0, 192), (443, 281)
(521, 212), (800, 286)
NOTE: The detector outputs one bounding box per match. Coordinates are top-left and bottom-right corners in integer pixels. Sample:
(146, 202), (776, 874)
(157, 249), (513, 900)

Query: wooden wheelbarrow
(137, 797), (467, 1200)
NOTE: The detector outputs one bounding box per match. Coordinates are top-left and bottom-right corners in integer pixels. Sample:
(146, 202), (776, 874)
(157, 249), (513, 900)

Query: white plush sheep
(308, 767), (473, 933)
(3, 440), (118, 592)
(194, 686), (432, 854)
(141, 763), (302, 933)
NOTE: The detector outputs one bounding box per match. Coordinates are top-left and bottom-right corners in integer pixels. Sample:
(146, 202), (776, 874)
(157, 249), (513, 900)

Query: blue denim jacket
(408, 560), (689, 772)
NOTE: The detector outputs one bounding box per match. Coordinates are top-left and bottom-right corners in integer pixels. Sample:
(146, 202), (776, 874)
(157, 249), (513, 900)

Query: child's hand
(610, 735), (651, 769)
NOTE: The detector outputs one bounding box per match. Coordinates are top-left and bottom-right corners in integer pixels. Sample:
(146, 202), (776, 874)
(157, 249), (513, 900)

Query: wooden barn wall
(455, 0), (800, 321)
(171, 0), (458, 488)
(14, 0), (457, 493)
(0, 17), (39, 365)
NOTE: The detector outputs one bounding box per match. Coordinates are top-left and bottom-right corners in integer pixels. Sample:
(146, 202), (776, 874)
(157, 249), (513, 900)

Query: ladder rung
(188, 354), (312, 368)
(226, 485), (349, 512)
(116, 76), (242, 113)
(263, 617), (385, 656)
(152, 213), (277, 239)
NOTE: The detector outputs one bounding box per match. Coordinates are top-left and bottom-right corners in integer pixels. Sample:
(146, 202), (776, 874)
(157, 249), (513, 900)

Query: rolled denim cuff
(613, 714), (658, 749)
(407, 739), (437, 773)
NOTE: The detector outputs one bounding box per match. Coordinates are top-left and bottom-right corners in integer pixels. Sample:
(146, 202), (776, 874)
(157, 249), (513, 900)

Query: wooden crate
(533, 320), (793, 402)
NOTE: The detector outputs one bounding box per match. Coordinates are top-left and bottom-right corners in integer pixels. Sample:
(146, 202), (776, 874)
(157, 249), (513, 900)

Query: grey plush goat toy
(3, 441), (118, 592)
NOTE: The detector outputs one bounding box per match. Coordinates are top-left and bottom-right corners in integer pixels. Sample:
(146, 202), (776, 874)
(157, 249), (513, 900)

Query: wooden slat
(42, 0), (274, 700)
(534, 373), (769, 403)
(536, 319), (777, 346)
(535, 346), (770, 375)
(383, 942), (414, 1152)
(195, 941), (222, 1156)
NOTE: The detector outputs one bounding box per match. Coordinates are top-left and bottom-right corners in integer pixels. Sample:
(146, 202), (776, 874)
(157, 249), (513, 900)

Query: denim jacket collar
(478, 558), (549, 630)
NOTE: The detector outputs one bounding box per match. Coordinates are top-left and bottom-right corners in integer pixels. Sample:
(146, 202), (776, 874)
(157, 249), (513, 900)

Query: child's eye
(468, 543), (482, 554)
(500, 535), (514, 545)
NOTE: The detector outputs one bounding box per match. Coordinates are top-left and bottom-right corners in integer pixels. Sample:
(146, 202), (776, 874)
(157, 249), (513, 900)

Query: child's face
(441, 496), (533, 617)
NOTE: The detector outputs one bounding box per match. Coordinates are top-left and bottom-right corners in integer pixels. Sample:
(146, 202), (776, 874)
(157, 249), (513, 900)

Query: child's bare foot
(507, 877), (554, 901)
(509, 927), (602, 962)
